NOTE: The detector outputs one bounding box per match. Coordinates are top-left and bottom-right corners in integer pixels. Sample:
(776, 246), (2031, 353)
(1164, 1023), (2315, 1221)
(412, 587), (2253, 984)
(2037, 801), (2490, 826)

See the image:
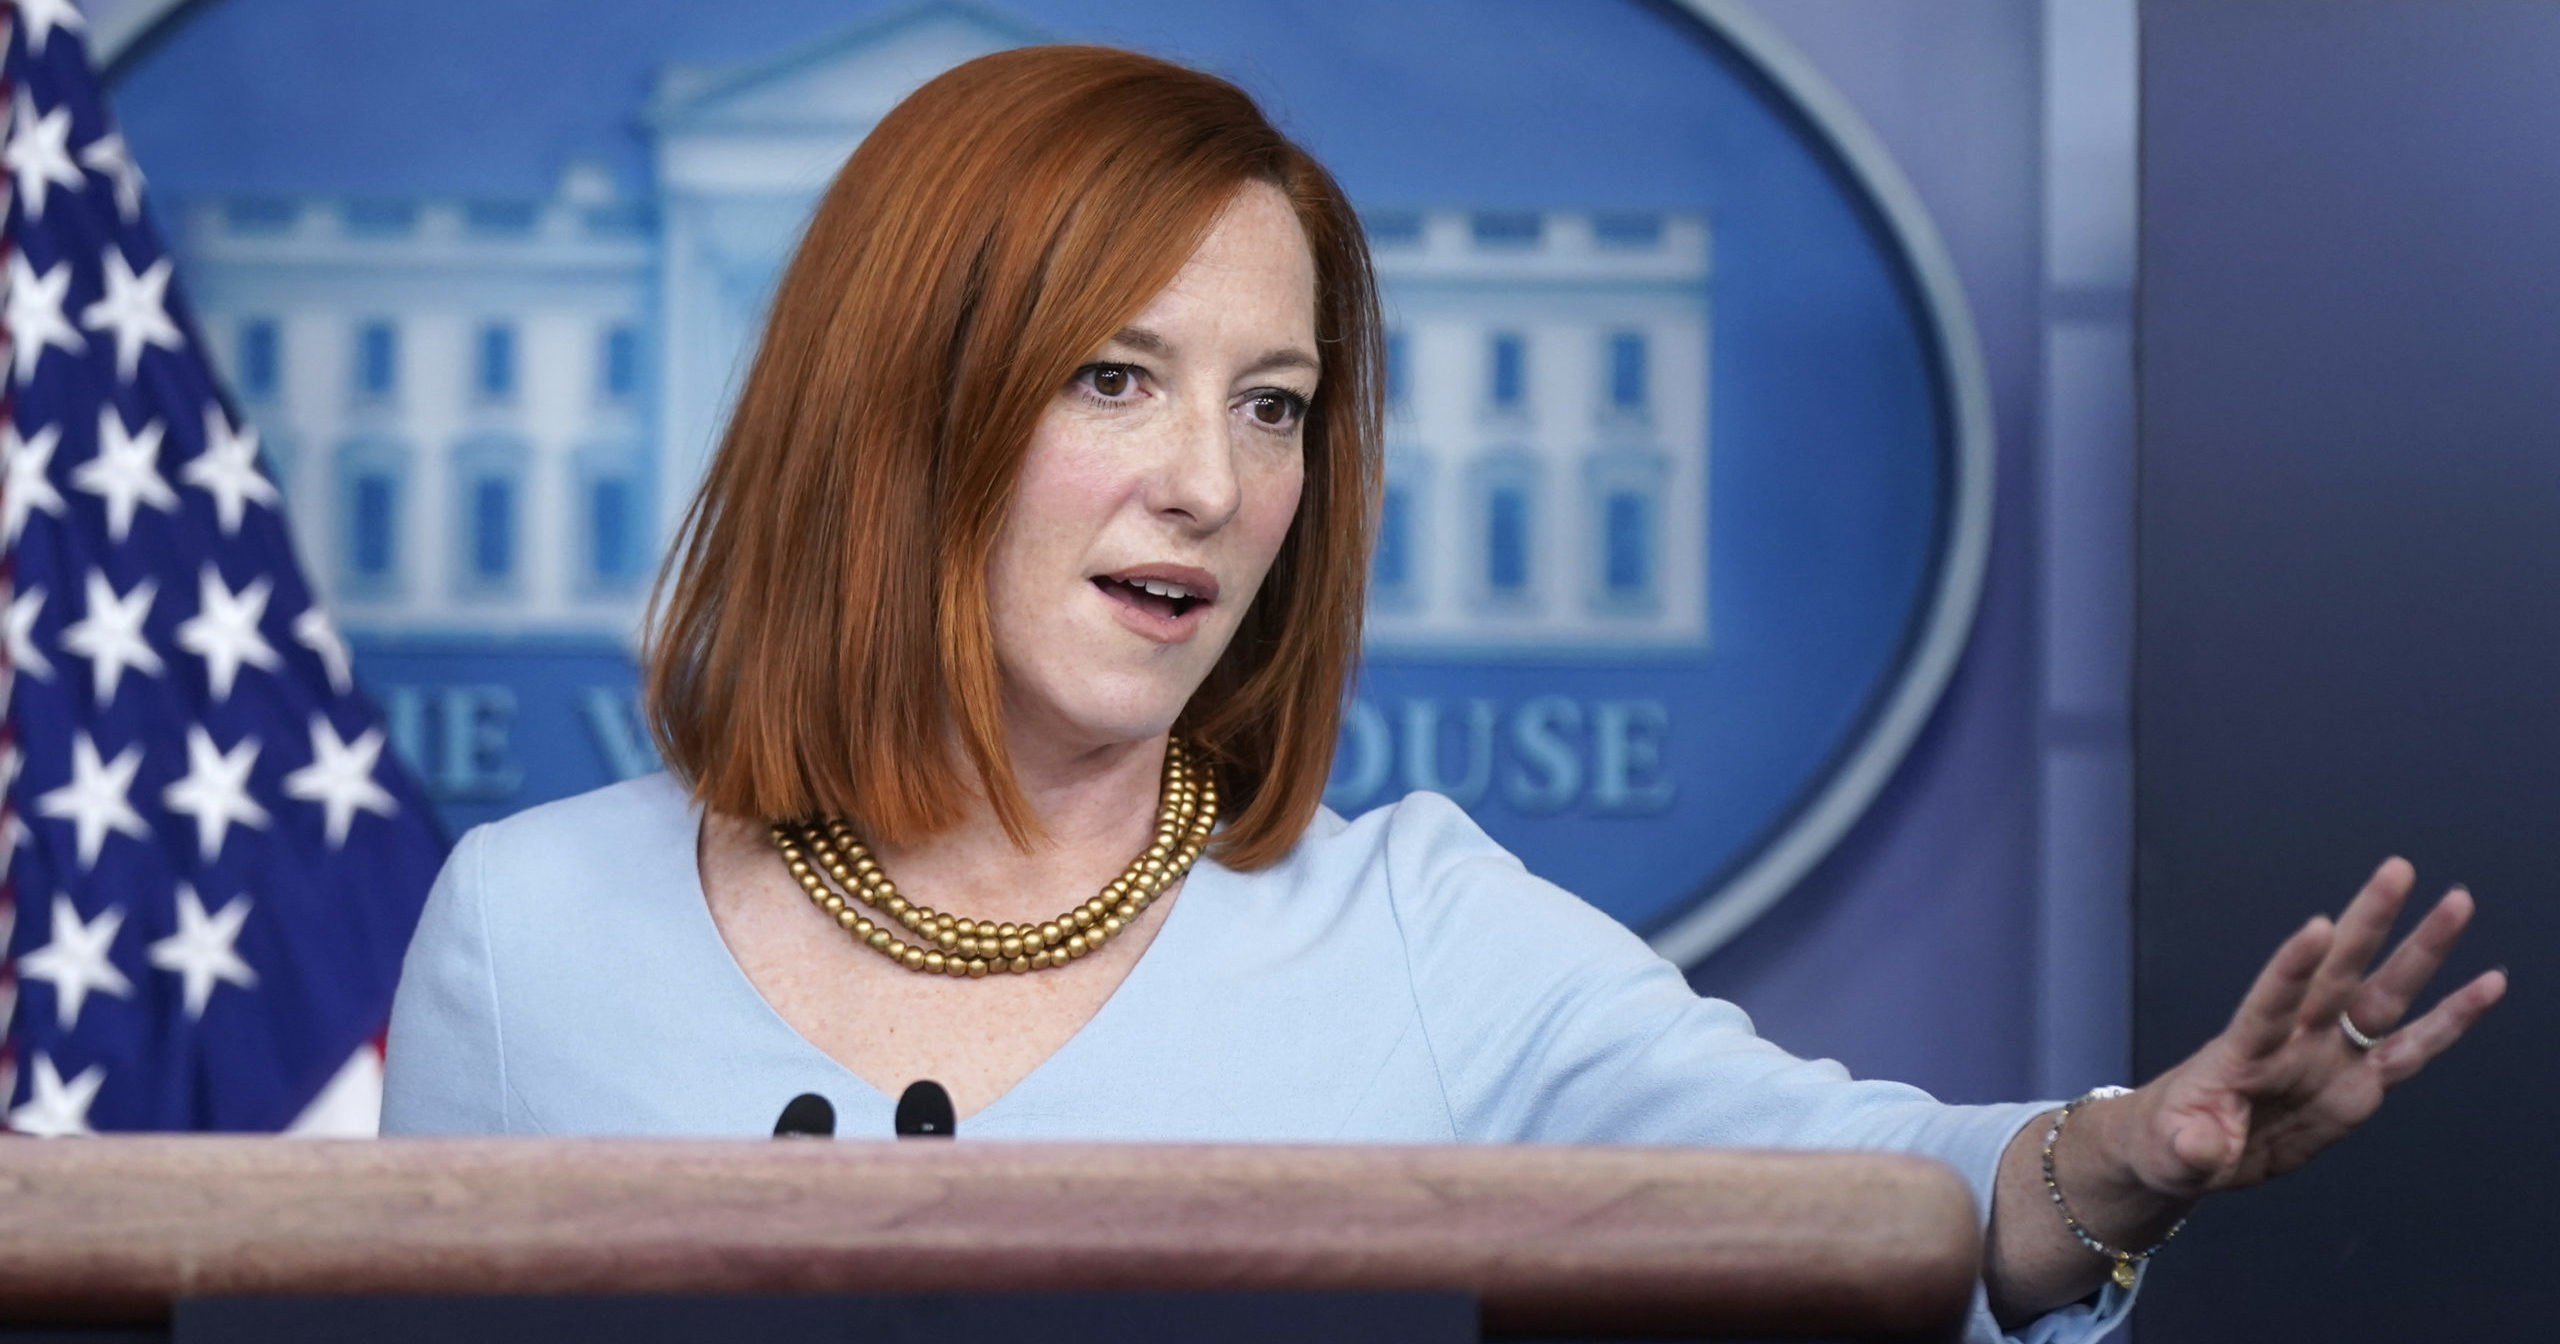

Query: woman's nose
(1148, 400), (1242, 530)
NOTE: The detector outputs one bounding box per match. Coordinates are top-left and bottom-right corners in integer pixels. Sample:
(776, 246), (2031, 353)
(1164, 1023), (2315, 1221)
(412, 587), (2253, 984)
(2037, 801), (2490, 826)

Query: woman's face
(985, 182), (1317, 757)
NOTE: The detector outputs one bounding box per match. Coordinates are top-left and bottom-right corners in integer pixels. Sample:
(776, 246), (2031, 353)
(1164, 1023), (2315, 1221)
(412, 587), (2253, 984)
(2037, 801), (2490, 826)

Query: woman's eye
(1080, 363), (1138, 399)
(1245, 390), (1309, 430)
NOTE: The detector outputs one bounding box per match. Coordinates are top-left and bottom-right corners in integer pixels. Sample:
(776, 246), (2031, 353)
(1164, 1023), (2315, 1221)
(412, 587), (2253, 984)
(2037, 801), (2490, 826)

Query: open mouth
(1093, 575), (1210, 620)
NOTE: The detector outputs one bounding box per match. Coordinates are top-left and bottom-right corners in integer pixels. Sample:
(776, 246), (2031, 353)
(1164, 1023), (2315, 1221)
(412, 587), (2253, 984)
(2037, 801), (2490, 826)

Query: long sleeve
(1376, 791), (2134, 1344)
(380, 825), (512, 1134)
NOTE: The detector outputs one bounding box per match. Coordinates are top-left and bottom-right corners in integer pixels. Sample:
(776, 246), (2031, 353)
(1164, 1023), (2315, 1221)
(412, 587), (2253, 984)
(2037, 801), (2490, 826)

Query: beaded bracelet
(2041, 1086), (2186, 1291)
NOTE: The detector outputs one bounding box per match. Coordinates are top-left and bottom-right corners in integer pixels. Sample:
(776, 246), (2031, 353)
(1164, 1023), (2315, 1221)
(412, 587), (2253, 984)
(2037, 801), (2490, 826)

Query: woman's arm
(1983, 860), (2506, 1325)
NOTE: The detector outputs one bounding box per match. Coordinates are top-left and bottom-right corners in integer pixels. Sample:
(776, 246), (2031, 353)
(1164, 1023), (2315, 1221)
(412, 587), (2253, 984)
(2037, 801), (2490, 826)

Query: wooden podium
(0, 1139), (1982, 1341)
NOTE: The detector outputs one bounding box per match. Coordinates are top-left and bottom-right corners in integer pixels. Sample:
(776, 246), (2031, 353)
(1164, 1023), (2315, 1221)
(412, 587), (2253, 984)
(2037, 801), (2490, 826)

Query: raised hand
(2121, 857), (2508, 1200)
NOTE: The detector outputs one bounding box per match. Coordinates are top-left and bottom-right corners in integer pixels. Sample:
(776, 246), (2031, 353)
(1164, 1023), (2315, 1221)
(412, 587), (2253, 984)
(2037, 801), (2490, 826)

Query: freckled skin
(697, 184), (1320, 1119)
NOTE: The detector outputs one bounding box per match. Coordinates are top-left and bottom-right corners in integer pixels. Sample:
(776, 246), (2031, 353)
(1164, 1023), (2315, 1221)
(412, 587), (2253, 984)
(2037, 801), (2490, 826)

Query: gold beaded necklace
(767, 738), (1218, 978)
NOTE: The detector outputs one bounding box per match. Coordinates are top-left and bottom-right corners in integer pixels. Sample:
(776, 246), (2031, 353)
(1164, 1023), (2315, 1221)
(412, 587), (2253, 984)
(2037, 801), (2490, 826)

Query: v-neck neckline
(672, 790), (1217, 1133)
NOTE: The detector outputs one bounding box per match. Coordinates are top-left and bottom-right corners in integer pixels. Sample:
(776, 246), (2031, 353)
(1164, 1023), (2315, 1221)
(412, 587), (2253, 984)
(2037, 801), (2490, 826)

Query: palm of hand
(2126, 859), (2505, 1202)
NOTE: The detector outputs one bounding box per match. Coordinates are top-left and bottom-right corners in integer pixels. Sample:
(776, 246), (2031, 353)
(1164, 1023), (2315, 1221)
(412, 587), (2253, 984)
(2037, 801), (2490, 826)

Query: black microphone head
(774, 1092), (836, 1137)
(894, 1080), (955, 1138)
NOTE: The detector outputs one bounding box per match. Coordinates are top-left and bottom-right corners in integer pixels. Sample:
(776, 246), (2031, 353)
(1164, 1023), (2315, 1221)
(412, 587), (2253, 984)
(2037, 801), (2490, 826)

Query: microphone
(773, 1092), (836, 1137)
(895, 1080), (955, 1137)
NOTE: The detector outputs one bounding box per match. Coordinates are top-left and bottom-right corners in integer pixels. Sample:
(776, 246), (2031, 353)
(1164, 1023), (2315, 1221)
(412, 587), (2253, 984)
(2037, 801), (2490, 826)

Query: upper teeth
(1133, 578), (1193, 599)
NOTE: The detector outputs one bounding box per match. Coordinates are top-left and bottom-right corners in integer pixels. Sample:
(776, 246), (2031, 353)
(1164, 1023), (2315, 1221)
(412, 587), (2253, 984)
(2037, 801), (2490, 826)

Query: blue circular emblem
(108, 0), (1989, 963)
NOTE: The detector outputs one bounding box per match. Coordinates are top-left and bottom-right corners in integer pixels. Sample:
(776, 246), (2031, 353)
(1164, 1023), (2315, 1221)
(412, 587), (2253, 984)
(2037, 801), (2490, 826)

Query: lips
(1092, 564), (1219, 639)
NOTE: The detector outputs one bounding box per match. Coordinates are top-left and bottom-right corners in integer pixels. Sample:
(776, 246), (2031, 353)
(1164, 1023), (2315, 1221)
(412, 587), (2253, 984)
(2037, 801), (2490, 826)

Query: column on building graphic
(179, 163), (657, 640)
(1365, 208), (1711, 652)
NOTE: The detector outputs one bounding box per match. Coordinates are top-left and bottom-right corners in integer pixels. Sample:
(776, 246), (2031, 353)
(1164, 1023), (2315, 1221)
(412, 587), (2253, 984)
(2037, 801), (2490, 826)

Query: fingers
(2346, 886), (2476, 1034)
(2227, 915), (2336, 1059)
(2371, 966), (2508, 1087)
(2301, 857), (2415, 1029)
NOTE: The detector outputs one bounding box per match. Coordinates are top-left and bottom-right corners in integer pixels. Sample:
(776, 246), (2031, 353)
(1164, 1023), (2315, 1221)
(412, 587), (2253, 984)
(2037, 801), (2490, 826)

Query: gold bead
(936, 928), (959, 951)
(836, 909), (859, 930)
(1000, 936), (1024, 958)
(1103, 915), (1125, 935)
(966, 958), (989, 978)
(955, 918), (979, 936)
(902, 947), (926, 971)
(1009, 956), (1029, 974)
(1066, 933), (1089, 956)
(945, 957), (969, 978)
(997, 922), (1018, 938)
(788, 858), (810, 875)
(869, 930), (893, 950)
(887, 895), (911, 915)
(822, 894), (844, 913)
(1115, 901), (1138, 921)
(855, 918), (876, 936)
(924, 951), (947, 973)
(1040, 921), (1063, 944)
(1145, 843), (1169, 861)
(1072, 909), (1094, 929)
(900, 910), (922, 930)
(876, 879), (899, 900)
(1030, 950), (1053, 970)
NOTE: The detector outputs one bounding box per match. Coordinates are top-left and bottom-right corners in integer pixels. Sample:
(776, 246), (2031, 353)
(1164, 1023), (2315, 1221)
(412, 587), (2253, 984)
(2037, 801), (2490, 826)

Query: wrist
(2041, 1087), (2194, 1289)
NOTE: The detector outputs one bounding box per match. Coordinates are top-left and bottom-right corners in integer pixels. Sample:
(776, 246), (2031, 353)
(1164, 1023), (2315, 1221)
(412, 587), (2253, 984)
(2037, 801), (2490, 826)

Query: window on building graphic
(1604, 491), (1654, 595)
(1488, 333), (1526, 412)
(1488, 486), (1530, 595)
(1607, 331), (1648, 414)
(343, 200), (418, 237)
(354, 320), (398, 400)
(471, 477), (514, 581)
(601, 324), (640, 401)
(476, 323), (516, 402)
(1362, 210), (1424, 246)
(237, 319), (280, 402)
(353, 476), (397, 577)
(1583, 449), (1669, 614)
(590, 477), (635, 583)
(1593, 212), (1665, 247)
(336, 437), (408, 598)
(577, 442), (648, 593)
(1471, 211), (1542, 247)
(1375, 483), (1413, 593)
(452, 437), (526, 595)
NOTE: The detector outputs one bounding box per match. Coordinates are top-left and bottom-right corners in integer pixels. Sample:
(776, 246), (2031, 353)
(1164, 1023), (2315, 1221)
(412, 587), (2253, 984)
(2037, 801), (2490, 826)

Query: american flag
(1, 0), (445, 1133)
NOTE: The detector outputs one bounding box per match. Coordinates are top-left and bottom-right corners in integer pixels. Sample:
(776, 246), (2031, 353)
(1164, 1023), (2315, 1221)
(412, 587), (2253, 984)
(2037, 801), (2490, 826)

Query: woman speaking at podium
(380, 45), (2504, 1341)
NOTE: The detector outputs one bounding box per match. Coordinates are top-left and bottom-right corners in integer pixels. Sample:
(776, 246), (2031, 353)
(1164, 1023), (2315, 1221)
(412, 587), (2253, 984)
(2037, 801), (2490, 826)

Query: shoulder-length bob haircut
(645, 45), (1381, 871)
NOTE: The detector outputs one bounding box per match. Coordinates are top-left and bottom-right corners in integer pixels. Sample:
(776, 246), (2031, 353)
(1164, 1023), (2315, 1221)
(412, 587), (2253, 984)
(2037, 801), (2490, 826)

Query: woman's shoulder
(1265, 791), (1633, 953)
(454, 772), (701, 908)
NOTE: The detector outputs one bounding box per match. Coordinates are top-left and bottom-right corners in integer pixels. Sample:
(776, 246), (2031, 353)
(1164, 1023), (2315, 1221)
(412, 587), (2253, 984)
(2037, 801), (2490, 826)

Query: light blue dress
(382, 773), (2135, 1342)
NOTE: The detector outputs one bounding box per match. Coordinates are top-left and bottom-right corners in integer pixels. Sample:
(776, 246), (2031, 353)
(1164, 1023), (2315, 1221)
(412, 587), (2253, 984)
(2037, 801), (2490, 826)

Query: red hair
(644, 45), (1381, 870)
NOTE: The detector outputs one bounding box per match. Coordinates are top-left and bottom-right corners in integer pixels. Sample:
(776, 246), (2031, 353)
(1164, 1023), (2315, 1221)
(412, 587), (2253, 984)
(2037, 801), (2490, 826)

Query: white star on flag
(8, 1053), (107, 1138)
(3, 421), (69, 546)
(183, 407), (280, 536)
(16, 895), (136, 1031)
(4, 91), (82, 222)
(283, 716), (399, 848)
(34, 732), (152, 871)
(163, 725), (272, 861)
(78, 129), (147, 224)
(5, 585), (53, 683)
(148, 886), (260, 1020)
(293, 606), (355, 695)
(5, 252), (86, 385)
(79, 246), (185, 383)
(2, 421), (68, 547)
(60, 571), (164, 704)
(12, 0), (89, 59)
(71, 408), (179, 544)
(176, 565), (282, 702)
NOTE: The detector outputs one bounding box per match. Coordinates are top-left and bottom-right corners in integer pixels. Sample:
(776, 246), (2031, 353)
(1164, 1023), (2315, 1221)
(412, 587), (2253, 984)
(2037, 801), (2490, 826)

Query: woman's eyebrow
(1105, 325), (1319, 381)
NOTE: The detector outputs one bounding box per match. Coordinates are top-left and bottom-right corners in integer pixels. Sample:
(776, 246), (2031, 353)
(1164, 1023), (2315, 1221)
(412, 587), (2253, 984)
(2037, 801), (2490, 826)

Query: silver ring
(2338, 1010), (2382, 1051)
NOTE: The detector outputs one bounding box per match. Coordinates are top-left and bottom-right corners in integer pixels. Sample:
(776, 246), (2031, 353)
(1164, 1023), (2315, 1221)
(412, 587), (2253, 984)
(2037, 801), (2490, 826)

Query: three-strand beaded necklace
(767, 739), (1218, 978)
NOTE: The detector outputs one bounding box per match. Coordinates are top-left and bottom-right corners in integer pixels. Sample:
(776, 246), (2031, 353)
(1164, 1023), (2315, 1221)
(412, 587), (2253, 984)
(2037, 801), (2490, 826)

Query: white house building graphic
(173, 4), (1711, 655)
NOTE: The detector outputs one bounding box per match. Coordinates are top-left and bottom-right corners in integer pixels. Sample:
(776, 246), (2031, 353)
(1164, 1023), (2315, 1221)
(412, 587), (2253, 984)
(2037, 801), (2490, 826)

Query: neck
(864, 730), (1174, 926)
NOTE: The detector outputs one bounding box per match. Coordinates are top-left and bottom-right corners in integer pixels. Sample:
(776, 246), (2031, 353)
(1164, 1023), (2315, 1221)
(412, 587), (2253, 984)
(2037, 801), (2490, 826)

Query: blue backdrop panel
(2138, 0), (2554, 1336)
